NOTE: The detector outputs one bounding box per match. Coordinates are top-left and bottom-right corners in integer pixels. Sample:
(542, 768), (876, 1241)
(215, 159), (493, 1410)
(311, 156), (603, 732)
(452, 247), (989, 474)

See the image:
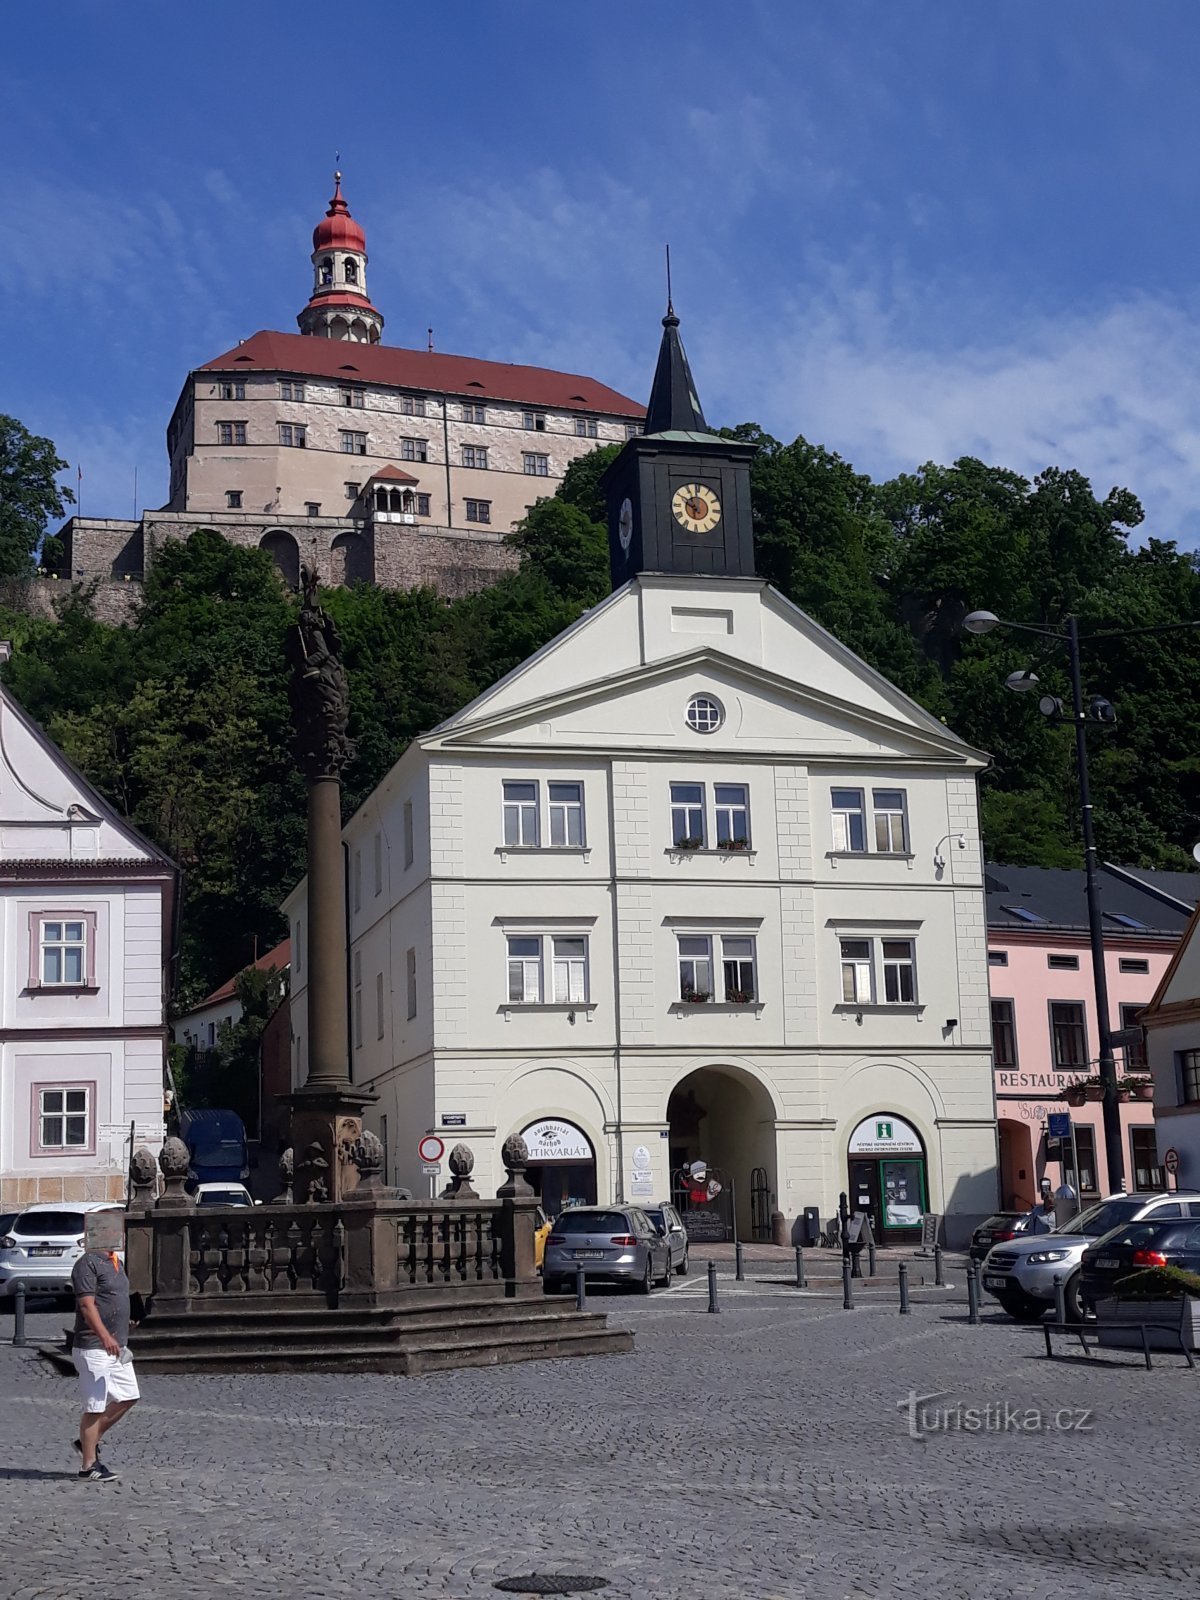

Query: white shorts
(73, 1347), (140, 1412)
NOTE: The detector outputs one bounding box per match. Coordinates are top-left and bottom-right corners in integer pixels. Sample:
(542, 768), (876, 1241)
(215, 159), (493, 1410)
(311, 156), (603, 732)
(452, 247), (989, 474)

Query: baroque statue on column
(285, 565), (355, 779)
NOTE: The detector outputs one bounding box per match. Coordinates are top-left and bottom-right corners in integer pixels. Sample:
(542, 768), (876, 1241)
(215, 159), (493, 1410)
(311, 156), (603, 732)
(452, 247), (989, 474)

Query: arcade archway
(260, 530), (300, 589)
(517, 1117), (597, 1216)
(667, 1065), (778, 1240)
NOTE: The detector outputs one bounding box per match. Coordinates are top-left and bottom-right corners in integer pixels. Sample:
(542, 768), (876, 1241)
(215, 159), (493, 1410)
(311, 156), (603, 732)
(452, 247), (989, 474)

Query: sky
(6, 2), (1200, 544)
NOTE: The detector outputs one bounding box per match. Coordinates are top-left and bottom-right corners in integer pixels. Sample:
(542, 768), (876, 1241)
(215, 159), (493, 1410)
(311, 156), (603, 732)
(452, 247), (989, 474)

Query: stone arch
(329, 530), (372, 587)
(665, 1062), (780, 1239)
(259, 529), (300, 589)
(330, 315), (350, 340)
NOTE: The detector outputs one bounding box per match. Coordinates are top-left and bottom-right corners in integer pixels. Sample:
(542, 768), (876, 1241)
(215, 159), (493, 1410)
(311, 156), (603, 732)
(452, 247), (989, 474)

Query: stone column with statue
(283, 565), (376, 1202)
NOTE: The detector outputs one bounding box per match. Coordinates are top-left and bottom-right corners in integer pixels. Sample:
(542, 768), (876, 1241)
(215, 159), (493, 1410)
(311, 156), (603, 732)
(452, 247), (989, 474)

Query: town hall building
(283, 304), (999, 1248)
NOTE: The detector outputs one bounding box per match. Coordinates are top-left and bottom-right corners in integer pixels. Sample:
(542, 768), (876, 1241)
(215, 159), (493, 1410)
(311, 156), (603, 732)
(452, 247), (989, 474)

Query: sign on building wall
(519, 1118), (593, 1163)
(847, 1115), (923, 1155)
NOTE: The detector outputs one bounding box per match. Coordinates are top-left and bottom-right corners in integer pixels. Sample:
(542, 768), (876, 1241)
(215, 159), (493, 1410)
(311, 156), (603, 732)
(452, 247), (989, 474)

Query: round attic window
(686, 694), (724, 734)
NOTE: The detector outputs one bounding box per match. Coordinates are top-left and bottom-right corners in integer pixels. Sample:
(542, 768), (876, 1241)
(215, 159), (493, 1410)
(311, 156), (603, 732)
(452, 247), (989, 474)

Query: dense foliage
(4, 424), (1200, 1005)
(0, 414), (74, 580)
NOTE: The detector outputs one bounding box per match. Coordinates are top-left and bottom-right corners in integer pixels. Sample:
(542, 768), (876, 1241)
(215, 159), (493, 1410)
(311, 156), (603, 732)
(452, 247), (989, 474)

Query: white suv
(0, 1202), (124, 1299)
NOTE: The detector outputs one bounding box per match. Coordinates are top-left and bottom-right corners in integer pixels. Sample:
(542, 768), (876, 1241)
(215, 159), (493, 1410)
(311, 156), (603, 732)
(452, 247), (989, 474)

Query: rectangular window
(38, 1085), (90, 1149)
(882, 939), (916, 1003)
(406, 947), (417, 1019)
(279, 380), (305, 401)
(575, 417), (599, 438)
(353, 950), (362, 1049)
(714, 783), (750, 848)
(988, 950), (1009, 966)
(523, 411), (546, 431)
(220, 381), (246, 401)
(401, 394), (426, 417)
(670, 781), (705, 846)
(1050, 1000), (1088, 1070)
(353, 848), (362, 912)
(872, 789), (908, 853)
(340, 430), (368, 454)
(41, 920), (87, 986)
(626, 422), (642, 440)
(401, 437), (428, 462)
(461, 444), (489, 469)
(416, 493), (431, 517)
(678, 935), (713, 1001)
(722, 935), (756, 1002)
(503, 780), (539, 847)
(373, 832), (383, 897)
(462, 402), (487, 423)
(548, 781), (584, 847)
(375, 971), (385, 1040)
(1118, 957), (1150, 974)
(465, 499), (491, 524)
(523, 452), (550, 476)
(341, 387), (365, 408)
(831, 788), (866, 853)
(345, 482), (361, 500)
(225, 490), (242, 509)
(1120, 1003), (1147, 1070)
(991, 999), (1017, 1069)
(403, 800), (414, 867)
(1066, 1125), (1099, 1196)
(840, 938), (873, 1004)
(1130, 1126), (1163, 1193)
(217, 422), (247, 446)
(279, 422), (307, 448)
(552, 936), (588, 1003)
(1047, 953), (1079, 970)
(1181, 1049), (1200, 1104)
(507, 935), (542, 1003)
(305, 502), (320, 517)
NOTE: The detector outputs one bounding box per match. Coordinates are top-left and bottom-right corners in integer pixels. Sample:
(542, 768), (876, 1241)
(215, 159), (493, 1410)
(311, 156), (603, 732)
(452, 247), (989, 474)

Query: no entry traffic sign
(417, 1134), (445, 1164)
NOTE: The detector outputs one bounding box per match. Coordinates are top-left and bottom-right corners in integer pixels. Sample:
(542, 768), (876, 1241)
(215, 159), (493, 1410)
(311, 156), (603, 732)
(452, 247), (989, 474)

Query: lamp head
(1005, 670), (1040, 694)
(963, 610), (1001, 635)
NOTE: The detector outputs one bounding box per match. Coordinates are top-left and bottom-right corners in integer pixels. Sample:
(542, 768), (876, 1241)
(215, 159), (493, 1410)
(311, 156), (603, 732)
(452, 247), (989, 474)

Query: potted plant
(725, 988), (755, 1005)
(1062, 1081), (1088, 1107)
(1082, 1076), (1106, 1101)
(681, 987), (711, 1005)
(717, 837), (750, 852)
(674, 836), (704, 852)
(1096, 1263), (1200, 1353)
(1121, 1076), (1154, 1102)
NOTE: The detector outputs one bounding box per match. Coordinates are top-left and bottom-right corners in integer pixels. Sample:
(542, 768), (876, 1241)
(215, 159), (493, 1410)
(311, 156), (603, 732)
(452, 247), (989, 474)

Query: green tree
(0, 415), (74, 579)
(173, 963), (287, 1134)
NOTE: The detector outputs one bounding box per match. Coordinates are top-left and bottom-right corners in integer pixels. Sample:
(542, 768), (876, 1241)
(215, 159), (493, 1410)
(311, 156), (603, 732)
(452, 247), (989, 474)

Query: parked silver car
(642, 1203), (690, 1276)
(981, 1191), (1200, 1322)
(543, 1206), (672, 1294)
(0, 1202), (124, 1300)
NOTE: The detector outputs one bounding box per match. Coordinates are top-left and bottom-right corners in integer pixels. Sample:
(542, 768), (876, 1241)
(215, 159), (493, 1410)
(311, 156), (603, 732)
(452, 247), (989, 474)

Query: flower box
(681, 991), (711, 1005)
(717, 838), (750, 852)
(674, 837), (704, 852)
(1063, 1086), (1087, 1107)
(725, 989), (755, 1005)
(1093, 1296), (1200, 1352)
(1083, 1082), (1105, 1101)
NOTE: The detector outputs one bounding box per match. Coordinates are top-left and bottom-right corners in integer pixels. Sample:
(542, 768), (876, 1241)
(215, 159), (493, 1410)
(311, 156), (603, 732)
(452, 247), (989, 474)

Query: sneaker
(77, 1462), (119, 1483)
(72, 1439), (101, 1459)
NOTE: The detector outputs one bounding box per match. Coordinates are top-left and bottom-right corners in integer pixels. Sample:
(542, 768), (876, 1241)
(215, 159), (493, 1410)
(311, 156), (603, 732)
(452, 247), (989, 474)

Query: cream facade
(1142, 904), (1200, 1188)
(285, 574), (999, 1247)
(0, 679), (177, 1209)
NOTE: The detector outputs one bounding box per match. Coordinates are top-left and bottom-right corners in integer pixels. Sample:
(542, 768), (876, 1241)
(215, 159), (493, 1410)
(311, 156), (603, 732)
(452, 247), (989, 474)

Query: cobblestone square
(2, 1258), (1196, 1600)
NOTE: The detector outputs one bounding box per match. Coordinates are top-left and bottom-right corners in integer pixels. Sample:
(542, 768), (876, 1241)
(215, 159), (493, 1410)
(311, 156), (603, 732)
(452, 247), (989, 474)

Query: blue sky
(6, 2), (1200, 543)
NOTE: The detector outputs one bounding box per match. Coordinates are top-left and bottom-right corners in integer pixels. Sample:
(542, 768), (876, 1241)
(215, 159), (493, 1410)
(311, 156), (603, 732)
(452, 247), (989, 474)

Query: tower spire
(643, 287), (708, 436)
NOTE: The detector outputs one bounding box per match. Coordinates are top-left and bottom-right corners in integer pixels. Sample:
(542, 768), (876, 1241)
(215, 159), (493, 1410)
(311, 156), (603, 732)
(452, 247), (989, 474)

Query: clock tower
(603, 300), (757, 589)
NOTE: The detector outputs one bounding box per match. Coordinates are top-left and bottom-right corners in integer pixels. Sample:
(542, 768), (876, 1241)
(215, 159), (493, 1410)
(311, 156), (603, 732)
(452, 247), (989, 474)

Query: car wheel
(657, 1250), (673, 1289)
(1063, 1272), (1084, 1324)
(996, 1289), (1045, 1323)
(636, 1254), (654, 1294)
(676, 1248), (689, 1277)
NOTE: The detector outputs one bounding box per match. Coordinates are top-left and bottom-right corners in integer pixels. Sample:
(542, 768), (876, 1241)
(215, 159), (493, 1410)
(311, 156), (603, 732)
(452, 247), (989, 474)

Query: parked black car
(1080, 1218), (1200, 1311)
(969, 1211), (1032, 1263)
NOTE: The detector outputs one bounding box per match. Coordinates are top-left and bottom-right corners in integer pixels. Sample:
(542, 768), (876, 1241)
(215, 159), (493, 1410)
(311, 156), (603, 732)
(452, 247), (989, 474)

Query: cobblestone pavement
(2, 1263), (1197, 1600)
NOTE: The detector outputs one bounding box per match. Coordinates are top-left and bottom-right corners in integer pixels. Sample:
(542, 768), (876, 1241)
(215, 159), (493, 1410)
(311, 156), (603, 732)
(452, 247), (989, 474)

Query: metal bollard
(795, 1245), (806, 1289)
(575, 1264), (587, 1311)
(934, 1244), (944, 1287)
(707, 1259), (720, 1314)
(967, 1264), (980, 1325)
(898, 1262), (910, 1315)
(842, 1257), (854, 1310)
(1053, 1273), (1067, 1326)
(867, 1241), (877, 1278)
(12, 1282), (27, 1347)
(735, 1241), (744, 1281)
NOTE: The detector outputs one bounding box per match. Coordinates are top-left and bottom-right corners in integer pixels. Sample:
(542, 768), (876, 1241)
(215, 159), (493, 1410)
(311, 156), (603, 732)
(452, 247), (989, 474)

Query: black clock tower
(602, 300), (757, 589)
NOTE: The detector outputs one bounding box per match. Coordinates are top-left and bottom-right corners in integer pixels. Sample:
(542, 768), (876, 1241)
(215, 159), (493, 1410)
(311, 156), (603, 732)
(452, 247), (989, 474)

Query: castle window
(462, 402), (487, 424)
(465, 499), (491, 524)
(401, 437), (428, 463)
(217, 422), (247, 446)
(401, 394), (427, 417)
(340, 431), (368, 455)
(461, 445), (488, 470)
(345, 482), (361, 500)
(575, 417), (599, 438)
(225, 491), (242, 509)
(341, 387), (365, 409)
(417, 494), (431, 516)
(306, 502), (321, 518)
(280, 380), (306, 402)
(522, 411), (547, 432)
(279, 422), (307, 448)
(219, 381), (246, 402)
(320, 257), (334, 285)
(523, 453), (549, 476)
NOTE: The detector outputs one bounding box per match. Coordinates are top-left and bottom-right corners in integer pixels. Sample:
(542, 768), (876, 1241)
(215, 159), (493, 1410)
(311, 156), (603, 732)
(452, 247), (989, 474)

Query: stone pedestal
(285, 1086), (376, 1204)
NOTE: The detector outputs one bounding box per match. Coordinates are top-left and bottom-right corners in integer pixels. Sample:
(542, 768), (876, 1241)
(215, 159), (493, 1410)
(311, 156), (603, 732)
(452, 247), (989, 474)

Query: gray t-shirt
(71, 1251), (130, 1349)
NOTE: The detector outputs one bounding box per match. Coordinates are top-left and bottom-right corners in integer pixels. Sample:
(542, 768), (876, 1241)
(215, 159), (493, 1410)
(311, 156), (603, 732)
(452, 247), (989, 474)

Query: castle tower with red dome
(297, 171), (383, 343)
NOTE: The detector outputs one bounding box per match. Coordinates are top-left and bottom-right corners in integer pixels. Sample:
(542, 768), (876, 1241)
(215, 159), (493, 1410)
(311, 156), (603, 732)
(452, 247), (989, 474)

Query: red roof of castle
(369, 465), (420, 484)
(199, 329), (645, 417)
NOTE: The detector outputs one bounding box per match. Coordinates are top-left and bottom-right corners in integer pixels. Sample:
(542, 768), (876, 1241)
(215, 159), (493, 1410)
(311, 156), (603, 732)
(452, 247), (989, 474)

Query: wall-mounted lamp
(933, 833), (968, 871)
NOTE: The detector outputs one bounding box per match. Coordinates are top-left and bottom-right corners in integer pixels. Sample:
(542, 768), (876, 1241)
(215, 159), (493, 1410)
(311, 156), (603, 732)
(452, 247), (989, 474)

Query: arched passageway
(667, 1065), (778, 1241)
(260, 530), (300, 589)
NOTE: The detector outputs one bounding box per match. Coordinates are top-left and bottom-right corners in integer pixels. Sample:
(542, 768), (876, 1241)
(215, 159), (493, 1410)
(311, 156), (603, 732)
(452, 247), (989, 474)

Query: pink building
(987, 863), (1198, 1206)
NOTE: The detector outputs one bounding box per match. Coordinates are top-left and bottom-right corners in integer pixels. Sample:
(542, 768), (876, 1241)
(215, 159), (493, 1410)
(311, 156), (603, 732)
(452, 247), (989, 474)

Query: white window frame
(721, 935), (757, 1002)
(548, 782), (585, 848)
(551, 936), (589, 1004)
(840, 938), (874, 1004)
(678, 935), (714, 1002)
(670, 782), (706, 847)
(502, 780), (539, 847)
(507, 935), (543, 1003)
(36, 1083), (94, 1153)
(35, 914), (93, 988)
(831, 788), (867, 853)
(882, 938), (917, 1003)
(714, 784), (750, 848)
(871, 788), (909, 853)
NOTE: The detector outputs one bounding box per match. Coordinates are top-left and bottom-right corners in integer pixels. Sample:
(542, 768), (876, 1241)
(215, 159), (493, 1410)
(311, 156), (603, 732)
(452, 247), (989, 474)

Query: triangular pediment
(1144, 903), (1200, 1017)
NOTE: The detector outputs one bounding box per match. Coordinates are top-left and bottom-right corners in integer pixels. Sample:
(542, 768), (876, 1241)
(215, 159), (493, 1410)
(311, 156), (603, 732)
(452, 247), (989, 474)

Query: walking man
(71, 1210), (139, 1482)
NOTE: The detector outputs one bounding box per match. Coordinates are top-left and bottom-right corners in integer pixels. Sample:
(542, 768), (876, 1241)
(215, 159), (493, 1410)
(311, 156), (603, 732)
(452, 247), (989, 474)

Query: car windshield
(1058, 1198), (1147, 1238)
(198, 1191), (250, 1205)
(553, 1210), (630, 1235)
(12, 1210), (88, 1236)
(190, 1139), (244, 1164)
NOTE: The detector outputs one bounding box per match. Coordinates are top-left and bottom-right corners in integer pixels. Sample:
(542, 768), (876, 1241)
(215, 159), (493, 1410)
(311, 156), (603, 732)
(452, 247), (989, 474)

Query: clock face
(672, 482), (721, 534)
(618, 497), (634, 552)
